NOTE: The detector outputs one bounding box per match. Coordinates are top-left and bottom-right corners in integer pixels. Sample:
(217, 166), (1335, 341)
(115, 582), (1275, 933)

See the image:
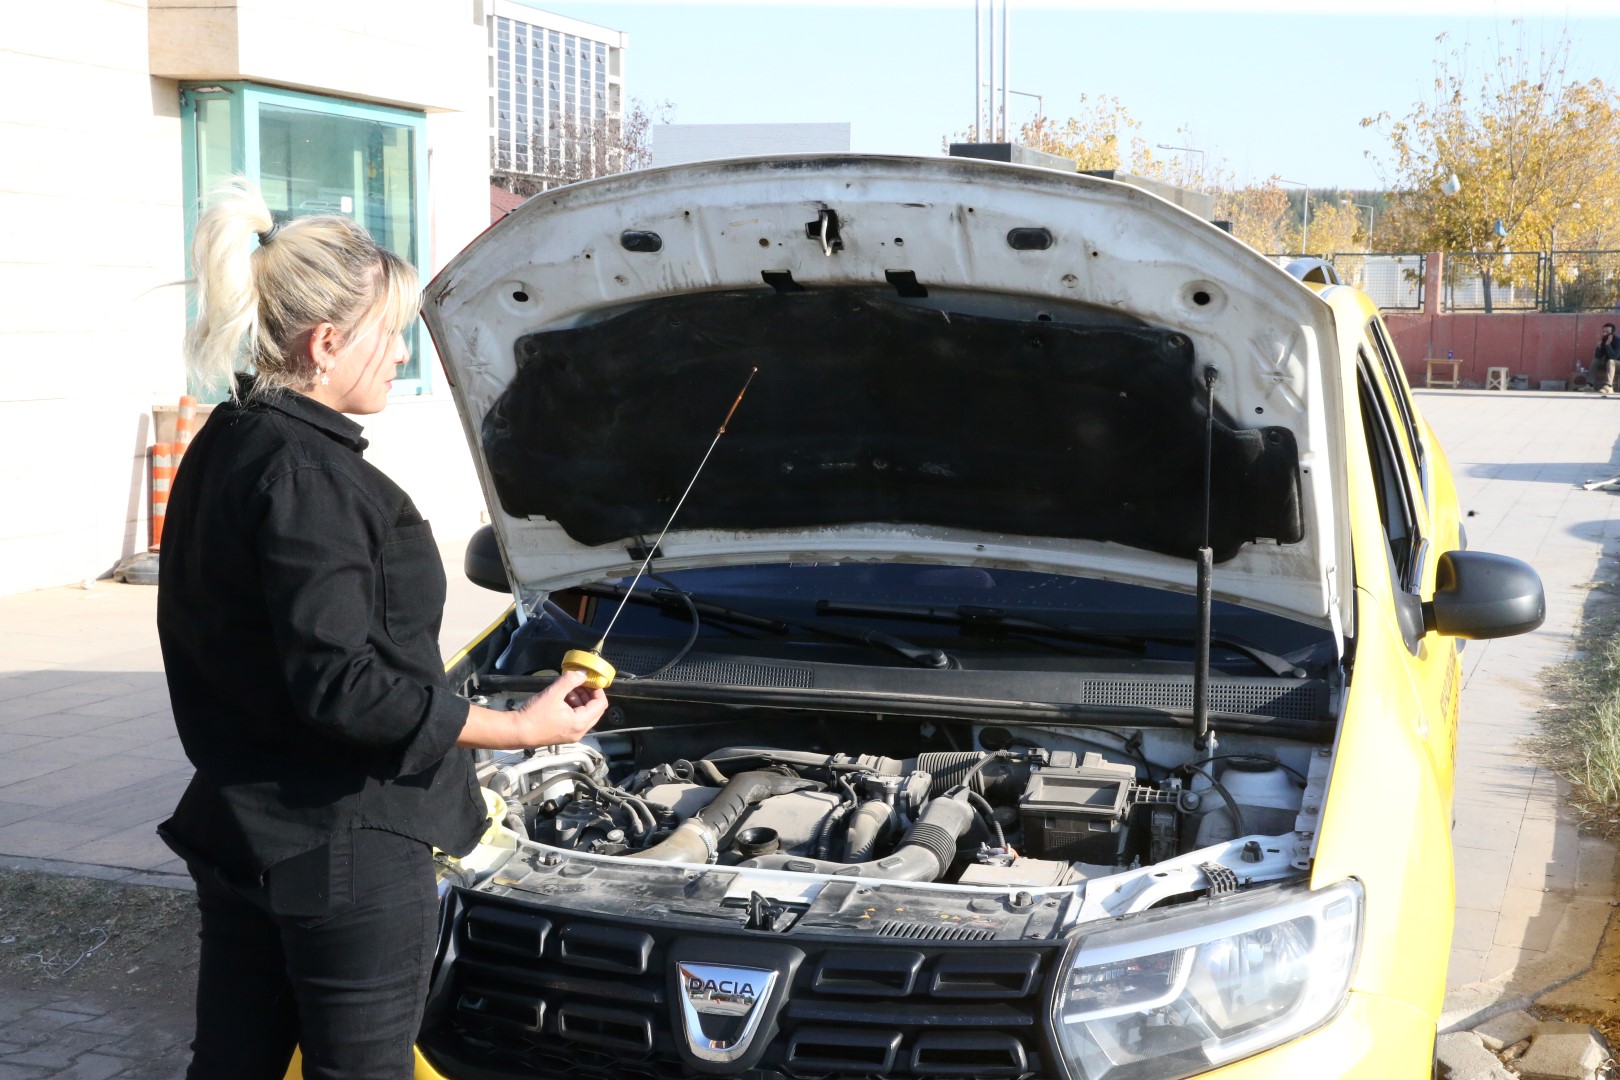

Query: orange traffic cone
(174, 395), (198, 471)
(151, 442), (173, 552)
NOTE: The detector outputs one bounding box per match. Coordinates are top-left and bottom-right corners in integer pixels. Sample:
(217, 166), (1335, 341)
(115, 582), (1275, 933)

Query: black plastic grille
(602, 645), (818, 688)
(1079, 675), (1325, 723)
(420, 892), (1061, 1080)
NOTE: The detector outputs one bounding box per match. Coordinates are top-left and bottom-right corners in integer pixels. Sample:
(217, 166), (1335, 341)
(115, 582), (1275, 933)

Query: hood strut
(1194, 366), (1219, 752)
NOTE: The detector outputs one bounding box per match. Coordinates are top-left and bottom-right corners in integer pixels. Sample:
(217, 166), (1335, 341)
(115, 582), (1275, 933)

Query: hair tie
(257, 221), (281, 247)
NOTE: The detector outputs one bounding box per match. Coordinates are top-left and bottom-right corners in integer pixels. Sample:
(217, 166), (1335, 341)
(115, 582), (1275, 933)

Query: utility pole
(1000, 0), (1009, 141)
(973, 0), (981, 142)
(1279, 178), (1310, 255)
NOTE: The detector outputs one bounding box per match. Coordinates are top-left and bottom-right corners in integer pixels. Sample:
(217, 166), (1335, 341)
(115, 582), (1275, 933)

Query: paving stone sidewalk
(0, 536), (505, 1076)
(1417, 390), (1620, 1024)
(0, 990), (188, 1080)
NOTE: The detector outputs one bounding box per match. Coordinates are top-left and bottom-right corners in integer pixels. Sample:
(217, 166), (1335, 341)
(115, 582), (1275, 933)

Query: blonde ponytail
(185, 178), (420, 399)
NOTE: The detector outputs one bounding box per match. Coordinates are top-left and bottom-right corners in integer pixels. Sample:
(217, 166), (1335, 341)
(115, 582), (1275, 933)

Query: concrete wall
(0, 0), (497, 595)
(1384, 311), (1616, 390)
(0, 0), (187, 593)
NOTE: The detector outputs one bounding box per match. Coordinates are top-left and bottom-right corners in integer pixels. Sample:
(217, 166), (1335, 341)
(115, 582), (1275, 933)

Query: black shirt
(157, 380), (484, 881)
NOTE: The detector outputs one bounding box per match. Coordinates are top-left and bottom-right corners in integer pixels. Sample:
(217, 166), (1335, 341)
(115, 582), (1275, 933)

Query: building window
(182, 82), (431, 397)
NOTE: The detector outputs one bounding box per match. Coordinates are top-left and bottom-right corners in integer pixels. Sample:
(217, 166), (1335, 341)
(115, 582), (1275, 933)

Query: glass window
(184, 83), (430, 395)
(1357, 355), (1424, 593)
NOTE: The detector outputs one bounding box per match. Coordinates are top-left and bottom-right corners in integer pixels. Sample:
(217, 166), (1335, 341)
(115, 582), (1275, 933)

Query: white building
(652, 123), (852, 167)
(0, 0), (498, 595)
(488, 1), (627, 187)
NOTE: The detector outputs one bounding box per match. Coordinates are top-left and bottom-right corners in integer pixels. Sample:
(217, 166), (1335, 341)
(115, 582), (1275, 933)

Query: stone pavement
(0, 536), (509, 887)
(3, 393), (1620, 1066)
(0, 990), (189, 1080)
(1415, 390), (1620, 1028)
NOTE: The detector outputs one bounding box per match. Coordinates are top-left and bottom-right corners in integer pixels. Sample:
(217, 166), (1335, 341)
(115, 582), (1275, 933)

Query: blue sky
(533, 0), (1620, 188)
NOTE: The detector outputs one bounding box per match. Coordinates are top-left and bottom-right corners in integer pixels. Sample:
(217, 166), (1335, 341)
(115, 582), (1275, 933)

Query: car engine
(481, 732), (1308, 888)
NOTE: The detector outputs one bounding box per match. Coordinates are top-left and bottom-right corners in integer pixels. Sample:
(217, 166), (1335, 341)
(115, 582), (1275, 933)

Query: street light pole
(973, 0), (981, 142)
(1352, 203), (1375, 249)
(1000, 0), (1008, 142)
(1156, 143), (1205, 190)
(1279, 178), (1310, 254)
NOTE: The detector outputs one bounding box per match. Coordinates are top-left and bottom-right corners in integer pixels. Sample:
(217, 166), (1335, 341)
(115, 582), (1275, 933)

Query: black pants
(185, 828), (439, 1080)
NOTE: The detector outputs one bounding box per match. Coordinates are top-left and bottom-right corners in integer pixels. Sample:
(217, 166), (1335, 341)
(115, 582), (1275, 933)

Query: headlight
(1054, 879), (1362, 1080)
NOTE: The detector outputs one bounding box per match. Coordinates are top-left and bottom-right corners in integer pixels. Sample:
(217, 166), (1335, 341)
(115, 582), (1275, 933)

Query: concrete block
(1473, 1008), (1538, 1051)
(1436, 1031), (1518, 1080)
(1516, 1022), (1606, 1080)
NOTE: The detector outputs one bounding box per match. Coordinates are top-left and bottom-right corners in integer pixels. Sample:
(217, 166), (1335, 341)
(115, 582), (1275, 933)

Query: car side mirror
(1423, 550), (1545, 639)
(464, 524), (510, 593)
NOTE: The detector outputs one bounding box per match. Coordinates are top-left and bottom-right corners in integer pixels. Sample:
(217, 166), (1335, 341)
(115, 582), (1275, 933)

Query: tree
(1215, 181), (1292, 254)
(1362, 26), (1620, 307)
(493, 98), (675, 196)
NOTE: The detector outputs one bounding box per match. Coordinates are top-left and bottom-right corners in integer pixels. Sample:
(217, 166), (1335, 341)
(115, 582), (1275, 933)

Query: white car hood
(423, 155), (1351, 635)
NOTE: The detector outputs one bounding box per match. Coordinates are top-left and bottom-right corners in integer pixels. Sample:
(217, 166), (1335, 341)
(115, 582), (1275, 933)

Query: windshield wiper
(576, 584), (955, 669)
(814, 600), (1306, 678)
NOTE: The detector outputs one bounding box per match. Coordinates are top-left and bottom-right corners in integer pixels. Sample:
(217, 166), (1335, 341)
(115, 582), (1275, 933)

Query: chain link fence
(1331, 254), (1426, 311)
(1442, 252), (1544, 311)
(1261, 250), (1620, 312)
(1263, 253), (1427, 310)
(1547, 251), (1620, 314)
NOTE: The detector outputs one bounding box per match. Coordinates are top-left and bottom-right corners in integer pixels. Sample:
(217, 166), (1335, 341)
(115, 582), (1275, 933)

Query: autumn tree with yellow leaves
(1362, 28), (1620, 306)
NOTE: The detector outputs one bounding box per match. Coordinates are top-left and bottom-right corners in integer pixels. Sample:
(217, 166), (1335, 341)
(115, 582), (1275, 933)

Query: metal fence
(1546, 251), (1620, 314)
(1262, 253), (1427, 310)
(1332, 254), (1426, 311)
(1262, 250), (1620, 312)
(1442, 252), (1544, 312)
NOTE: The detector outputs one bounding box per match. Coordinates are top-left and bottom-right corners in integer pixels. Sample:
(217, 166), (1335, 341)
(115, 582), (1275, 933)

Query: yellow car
(364, 155), (1545, 1080)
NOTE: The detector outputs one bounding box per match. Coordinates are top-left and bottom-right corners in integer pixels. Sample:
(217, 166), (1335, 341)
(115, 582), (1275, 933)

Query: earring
(318, 366), (330, 386)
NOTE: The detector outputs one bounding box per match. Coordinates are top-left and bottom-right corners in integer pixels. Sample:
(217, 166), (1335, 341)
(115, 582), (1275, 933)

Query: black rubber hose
(626, 770), (819, 863)
(739, 796), (978, 881)
(1187, 754), (1309, 785)
(618, 572), (701, 682)
(915, 751), (989, 794)
(1180, 763), (1248, 839)
(530, 768), (652, 837)
(842, 800), (892, 862)
(962, 790), (1006, 851)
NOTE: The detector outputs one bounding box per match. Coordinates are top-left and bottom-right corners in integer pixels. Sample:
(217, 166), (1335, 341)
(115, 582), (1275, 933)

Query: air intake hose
(738, 793), (978, 881)
(625, 770), (818, 863)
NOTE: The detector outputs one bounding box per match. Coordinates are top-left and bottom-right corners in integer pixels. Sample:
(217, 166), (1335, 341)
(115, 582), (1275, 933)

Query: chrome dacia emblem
(675, 961), (778, 1064)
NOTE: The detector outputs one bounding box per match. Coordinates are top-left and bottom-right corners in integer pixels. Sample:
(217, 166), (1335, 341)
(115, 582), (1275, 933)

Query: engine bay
(470, 699), (1323, 893)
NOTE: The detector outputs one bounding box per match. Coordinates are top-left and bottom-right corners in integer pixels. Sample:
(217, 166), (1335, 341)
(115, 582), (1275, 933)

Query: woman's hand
(457, 669), (609, 750)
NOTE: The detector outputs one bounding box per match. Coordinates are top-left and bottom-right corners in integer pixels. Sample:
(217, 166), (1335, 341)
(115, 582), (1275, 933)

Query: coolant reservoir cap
(735, 827), (780, 858)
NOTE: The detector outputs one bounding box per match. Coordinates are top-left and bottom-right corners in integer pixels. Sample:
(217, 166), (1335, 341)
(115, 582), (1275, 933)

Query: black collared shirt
(157, 380), (484, 881)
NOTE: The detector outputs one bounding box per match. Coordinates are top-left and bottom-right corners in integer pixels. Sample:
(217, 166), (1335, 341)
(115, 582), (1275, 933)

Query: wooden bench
(1424, 358), (1462, 389)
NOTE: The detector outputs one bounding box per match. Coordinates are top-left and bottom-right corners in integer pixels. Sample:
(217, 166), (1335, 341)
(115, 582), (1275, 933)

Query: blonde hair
(185, 177), (420, 398)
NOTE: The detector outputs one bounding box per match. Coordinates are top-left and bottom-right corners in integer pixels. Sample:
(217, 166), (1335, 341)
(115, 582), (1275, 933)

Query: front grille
(420, 891), (1061, 1079)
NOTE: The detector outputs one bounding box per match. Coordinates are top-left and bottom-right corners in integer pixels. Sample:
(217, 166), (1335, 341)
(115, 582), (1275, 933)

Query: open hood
(423, 155), (1351, 634)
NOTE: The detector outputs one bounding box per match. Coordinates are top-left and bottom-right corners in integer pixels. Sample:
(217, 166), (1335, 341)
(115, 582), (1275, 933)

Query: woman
(156, 179), (607, 1079)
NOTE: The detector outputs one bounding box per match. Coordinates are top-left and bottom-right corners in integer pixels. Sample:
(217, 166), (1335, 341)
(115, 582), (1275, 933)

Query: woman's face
(305, 310), (409, 415)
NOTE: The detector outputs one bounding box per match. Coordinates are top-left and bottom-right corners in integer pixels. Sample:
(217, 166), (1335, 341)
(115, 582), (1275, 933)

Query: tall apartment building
(488, 1), (627, 188)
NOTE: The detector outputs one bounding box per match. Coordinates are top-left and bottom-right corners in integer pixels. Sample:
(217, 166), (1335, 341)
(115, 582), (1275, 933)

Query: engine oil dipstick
(561, 367), (760, 690)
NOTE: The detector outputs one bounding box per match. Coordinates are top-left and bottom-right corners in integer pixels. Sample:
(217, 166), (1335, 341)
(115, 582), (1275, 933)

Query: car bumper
(399, 990), (1432, 1080)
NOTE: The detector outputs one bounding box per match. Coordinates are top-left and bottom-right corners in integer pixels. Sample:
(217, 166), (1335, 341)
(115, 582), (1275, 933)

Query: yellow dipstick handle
(561, 647), (617, 690)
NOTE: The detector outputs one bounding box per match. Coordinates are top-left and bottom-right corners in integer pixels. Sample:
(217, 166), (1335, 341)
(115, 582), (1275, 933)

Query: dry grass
(1532, 612), (1620, 835)
(0, 868), (193, 988)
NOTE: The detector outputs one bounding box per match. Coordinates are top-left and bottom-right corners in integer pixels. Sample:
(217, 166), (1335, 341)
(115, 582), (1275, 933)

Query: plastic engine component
(1018, 751), (1138, 863)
